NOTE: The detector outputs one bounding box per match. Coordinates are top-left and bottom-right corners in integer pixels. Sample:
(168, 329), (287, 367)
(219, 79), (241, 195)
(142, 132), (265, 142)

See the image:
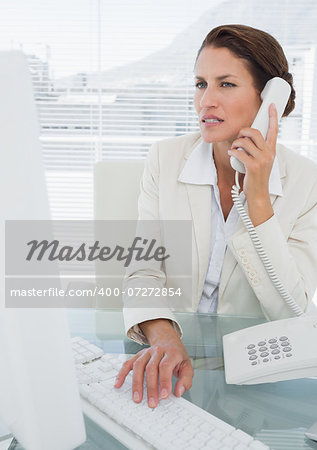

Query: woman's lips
(201, 118), (224, 127)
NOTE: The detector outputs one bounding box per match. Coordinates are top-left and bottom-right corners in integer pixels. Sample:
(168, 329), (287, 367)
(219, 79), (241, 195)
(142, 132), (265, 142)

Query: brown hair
(196, 24), (295, 116)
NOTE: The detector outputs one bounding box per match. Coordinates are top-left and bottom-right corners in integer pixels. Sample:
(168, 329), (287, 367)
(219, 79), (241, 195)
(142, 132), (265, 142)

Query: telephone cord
(231, 171), (304, 317)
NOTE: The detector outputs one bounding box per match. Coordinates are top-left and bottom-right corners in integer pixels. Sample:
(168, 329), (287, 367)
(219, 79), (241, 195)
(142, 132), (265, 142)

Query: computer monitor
(0, 51), (86, 450)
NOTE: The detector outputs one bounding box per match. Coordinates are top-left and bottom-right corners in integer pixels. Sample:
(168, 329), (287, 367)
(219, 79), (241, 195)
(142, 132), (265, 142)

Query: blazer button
(245, 263), (253, 272)
(252, 277), (260, 286)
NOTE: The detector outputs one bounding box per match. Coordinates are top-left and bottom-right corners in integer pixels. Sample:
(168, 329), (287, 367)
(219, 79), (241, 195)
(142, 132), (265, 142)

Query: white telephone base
(223, 315), (317, 385)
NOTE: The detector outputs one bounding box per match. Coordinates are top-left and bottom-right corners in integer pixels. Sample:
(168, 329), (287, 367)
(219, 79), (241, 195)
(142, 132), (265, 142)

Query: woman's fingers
(233, 128), (265, 152)
(131, 351), (151, 403)
(230, 136), (258, 158)
(174, 359), (194, 397)
(158, 354), (174, 399)
(266, 103), (278, 147)
(145, 351), (163, 408)
(114, 341), (194, 409)
(231, 103), (278, 159)
(114, 352), (140, 388)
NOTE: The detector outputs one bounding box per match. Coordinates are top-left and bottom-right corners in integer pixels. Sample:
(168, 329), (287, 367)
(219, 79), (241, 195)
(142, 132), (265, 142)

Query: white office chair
(94, 160), (145, 338)
(94, 159), (145, 220)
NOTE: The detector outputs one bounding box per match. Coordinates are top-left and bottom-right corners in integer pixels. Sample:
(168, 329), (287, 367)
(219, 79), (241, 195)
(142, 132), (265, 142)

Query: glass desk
(67, 309), (317, 450)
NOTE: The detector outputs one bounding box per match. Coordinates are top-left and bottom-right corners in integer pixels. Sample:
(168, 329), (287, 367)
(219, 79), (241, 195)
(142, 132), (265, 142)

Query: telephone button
(248, 349), (256, 355)
(263, 358), (269, 362)
(260, 352), (269, 357)
(247, 344), (255, 349)
(258, 341), (266, 346)
(283, 347), (291, 352)
(249, 355), (258, 361)
(274, 355), (281, 360)
(271, 349), (280, 355)
(268, 338), (277, 344)
(270, 344), (278, 349)
(279, 336), (288, 341)
(286, 353), (292, 357)
(251, 361), (257, 365)
(281, 341), (290, 347)
(259, 346), (267, 352)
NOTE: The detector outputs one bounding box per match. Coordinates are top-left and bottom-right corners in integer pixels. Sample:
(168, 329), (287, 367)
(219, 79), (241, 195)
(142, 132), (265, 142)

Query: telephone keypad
(246, 335), (292, 366)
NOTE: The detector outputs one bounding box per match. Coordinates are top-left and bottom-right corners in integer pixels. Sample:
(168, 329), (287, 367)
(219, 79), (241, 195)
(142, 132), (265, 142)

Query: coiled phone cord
(231, 170), (304, 317)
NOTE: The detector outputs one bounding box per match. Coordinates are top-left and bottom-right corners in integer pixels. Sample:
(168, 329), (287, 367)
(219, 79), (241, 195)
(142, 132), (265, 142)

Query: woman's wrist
(247, 194), (274, 227)
(139, 318), (178, 346)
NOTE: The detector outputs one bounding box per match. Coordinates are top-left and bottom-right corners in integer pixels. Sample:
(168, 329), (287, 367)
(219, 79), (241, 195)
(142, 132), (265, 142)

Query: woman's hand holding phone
(114, 318), (194, 408)
(228, 103), (278, 226)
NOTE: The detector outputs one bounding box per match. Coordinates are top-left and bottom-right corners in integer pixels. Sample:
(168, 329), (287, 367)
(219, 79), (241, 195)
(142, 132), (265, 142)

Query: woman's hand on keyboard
(114, 318), (194, 409)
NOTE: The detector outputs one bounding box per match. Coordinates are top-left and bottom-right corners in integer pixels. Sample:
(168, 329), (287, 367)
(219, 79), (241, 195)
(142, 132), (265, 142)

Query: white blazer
(123, 132), (317, 343)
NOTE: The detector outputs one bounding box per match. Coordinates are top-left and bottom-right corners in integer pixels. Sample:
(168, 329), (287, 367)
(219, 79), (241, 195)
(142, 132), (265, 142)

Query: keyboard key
(211, 428), (226, 440)
(222, 435), (240, 446)
(199, 422), (214, 433)
(231, 429), (254, 444)
(249, 440), (270, 449)
(202, 440), (223, 449)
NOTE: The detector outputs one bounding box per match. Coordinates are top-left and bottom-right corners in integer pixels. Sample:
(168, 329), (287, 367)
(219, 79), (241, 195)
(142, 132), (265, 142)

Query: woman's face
(194, 46), (262, 145)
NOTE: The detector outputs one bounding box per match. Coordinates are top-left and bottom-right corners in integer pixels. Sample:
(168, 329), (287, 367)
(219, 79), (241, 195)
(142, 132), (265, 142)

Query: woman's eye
(221, 82), (235, 87)
(195, 81), (207, 89)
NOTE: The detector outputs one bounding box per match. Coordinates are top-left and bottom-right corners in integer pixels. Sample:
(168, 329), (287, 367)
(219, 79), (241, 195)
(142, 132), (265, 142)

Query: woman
(115, 24), (317, 408)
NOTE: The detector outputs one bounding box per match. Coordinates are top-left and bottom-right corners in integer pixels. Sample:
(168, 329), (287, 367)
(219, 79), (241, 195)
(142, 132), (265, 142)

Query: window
(1, 0), (317, 219)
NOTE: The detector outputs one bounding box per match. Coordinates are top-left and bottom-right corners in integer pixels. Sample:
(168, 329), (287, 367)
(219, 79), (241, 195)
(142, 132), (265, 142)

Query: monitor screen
(0, 51), (86, 450)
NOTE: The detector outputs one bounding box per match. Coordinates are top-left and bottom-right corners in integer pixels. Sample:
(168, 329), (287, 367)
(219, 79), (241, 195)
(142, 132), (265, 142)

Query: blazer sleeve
(227, 180), (317, 320)
(122, 142), (182, 344)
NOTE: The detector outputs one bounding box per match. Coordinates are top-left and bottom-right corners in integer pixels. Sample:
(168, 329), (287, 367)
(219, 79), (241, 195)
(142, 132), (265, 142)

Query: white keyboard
(72, 337), (270, 450)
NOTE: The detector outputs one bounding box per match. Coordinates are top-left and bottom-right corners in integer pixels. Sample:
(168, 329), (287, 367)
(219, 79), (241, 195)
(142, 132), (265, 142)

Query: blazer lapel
(178, 135), (212, 303)
(185, 183), (211, 300)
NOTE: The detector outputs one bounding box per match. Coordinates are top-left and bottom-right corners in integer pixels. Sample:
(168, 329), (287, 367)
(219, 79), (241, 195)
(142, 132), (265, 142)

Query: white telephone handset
(230, 77), (291, 174)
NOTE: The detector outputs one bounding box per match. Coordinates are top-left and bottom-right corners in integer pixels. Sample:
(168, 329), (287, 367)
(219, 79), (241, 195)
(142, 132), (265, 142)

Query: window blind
(1, 0), (317, 220)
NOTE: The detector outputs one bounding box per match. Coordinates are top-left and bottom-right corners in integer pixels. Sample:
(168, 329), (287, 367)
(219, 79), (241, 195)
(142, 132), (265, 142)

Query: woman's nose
(200, 86), (218, 108)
